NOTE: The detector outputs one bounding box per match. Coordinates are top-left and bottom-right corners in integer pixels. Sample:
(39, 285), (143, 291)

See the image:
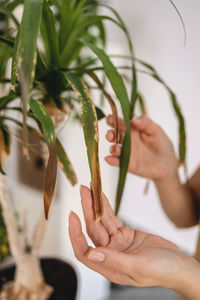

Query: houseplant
(0, 0), (186, 299)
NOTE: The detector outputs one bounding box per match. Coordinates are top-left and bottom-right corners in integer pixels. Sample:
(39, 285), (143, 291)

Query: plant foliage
(0, 0), (186, 218)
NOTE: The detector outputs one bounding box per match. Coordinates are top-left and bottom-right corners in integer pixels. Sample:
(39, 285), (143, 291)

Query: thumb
(133, 115), (160, 136)
(86, 247), (134, 275)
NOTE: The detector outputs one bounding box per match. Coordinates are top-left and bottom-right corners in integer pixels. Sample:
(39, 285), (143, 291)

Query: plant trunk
(0, 174), (53, 300)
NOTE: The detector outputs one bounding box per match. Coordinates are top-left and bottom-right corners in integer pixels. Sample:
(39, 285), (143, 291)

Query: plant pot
(0, 257), (77, 300)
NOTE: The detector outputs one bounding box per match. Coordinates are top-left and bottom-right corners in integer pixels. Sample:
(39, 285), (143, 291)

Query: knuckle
(100, 236), (109, 247)
(110, 260), (122, 272)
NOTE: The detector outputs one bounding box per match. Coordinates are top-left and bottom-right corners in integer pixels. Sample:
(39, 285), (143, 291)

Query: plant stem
(0, 174), (24, 262)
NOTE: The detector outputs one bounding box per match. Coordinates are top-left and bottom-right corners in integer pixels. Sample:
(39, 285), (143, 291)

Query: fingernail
(88, 251), (105, 262)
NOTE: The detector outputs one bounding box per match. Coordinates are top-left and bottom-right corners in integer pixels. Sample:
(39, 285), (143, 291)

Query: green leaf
(11, 0), (43, 91)
(139, 65), (186, 165)
(29, 99), (56, 147)
(29, 99), (57, 219)
(100, 4), (137, 118)
(65, 73), (103, 220)
(111, 55), (186, 165)
(7, 0), (24, 12)
(56, 138), (77, 186)
(0, 4), (19, 26)
(84, 42), (131, 214)
(44, 144), (57, 219)
(169, 0), (187, 46)
(86, 70), (118, 142)
(0, 94), (16, 110)
(0, 36), (14, 48)
(59, 0), (73, 51)
(40, 0), (59, 66)
(11, 0), (43, 152)
(0, 43), (12, 78)
(137, 93), (146, 115)
(60, 15), (127, 66)
(168, 91), (186, 164)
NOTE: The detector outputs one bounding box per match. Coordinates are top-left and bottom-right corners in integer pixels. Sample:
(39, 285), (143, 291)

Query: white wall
(6, 1), (200, 300)
(99, 0), (200, 254)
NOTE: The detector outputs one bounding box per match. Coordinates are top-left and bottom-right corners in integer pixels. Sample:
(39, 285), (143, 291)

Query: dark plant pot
(0, 258), (78, 300)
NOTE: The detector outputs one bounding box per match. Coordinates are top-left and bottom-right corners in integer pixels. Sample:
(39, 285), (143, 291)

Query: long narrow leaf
(56, 138), (77, 186)
(60, 15), (128, 66)
(137, 93), (146, 115)
(0, 94), (16, 110)
(137, 60), (186, 165)
(29, 99), (57, 218)
(11, 0), (43, 91)
(65, 73), (103, 220)
(40, 0), (59, 66)
(109, 54), (186, 165)
(0, 5), (19, 26)
(0, 36), (14, 48)
(100, 4), (137, 118)
(44, 144), (57, 219)
(86, 70), (118, 143)
(29, 99), (56, 146)
(11, 0), (43, 152)
(83, 43), (131, 214)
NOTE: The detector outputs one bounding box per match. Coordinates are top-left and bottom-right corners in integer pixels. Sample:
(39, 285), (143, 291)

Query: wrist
(170, 255), (200, 300)
(154, 168), (180, 189)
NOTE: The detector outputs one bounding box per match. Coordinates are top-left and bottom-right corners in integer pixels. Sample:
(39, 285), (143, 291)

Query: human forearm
(170, 256), (200, 300)
(154, 173), (199, 227)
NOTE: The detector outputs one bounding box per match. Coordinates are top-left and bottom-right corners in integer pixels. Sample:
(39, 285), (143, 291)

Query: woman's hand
(105, 115), (178, 181)
(69, 186), (200, 298)
(105, 115), (199, 228)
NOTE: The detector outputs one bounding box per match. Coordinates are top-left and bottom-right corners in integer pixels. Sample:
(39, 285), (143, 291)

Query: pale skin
(105, 114), (200, 227)
(69, 115), (200, 299)
(69, 186), (200, 300)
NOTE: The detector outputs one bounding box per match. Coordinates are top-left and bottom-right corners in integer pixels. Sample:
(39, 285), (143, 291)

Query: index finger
(80, 186), (109, 247)
(132, 115), (162, 136)
(106, 115), (126, 131)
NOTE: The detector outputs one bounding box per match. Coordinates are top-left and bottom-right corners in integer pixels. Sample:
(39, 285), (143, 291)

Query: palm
(91, 193), (181, 280)
(69, 186), (183, 288)
(106, 115), (178, 180)
(129, 128), (170, 178)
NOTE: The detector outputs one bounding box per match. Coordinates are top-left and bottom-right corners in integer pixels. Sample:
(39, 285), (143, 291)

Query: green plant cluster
(0, 0), (186, 219)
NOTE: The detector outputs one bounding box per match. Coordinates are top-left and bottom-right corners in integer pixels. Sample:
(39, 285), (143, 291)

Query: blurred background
(4, 0), (200, 299)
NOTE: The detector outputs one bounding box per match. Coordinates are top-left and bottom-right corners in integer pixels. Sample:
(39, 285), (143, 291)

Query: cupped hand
(105, 115), (178, 181)
(69, 186), (190, 290)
